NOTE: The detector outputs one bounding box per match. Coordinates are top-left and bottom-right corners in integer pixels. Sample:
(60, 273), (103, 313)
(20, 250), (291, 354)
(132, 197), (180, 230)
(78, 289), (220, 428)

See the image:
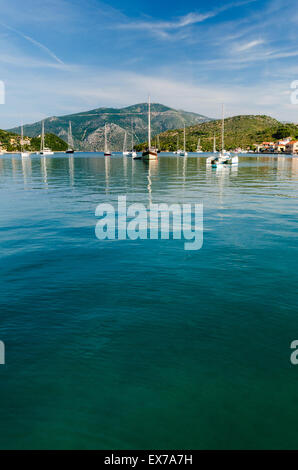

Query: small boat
(65, 121), (75, 153)
(206, 105), (238, 167)
(142, 96), (158, 160)
(178, 124), (188, 156)
(20, 124), (30, 157)
(40, 121), (54, 155)
(104, 123), (112, 156)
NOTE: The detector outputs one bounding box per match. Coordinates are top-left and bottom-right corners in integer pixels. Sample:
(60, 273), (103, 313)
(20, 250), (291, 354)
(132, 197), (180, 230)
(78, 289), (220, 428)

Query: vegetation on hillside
(0, 129), (67, 152)
(135, 115), (298, 152)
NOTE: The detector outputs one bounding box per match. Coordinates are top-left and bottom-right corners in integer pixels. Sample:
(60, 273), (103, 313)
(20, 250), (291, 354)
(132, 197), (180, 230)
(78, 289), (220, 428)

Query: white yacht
(122, 131), (130, 156)
(40, 121), (54, 155)
(66, 121), (74, 154)
(142, 96), (158, 160)
(196, 138), (203, 153)
(178, 124), (188, 156)
(206, 105), (238, 167)
(104, 123), (112, 156)
(126, 120), (139, 158)
(20, 124), (30, 157)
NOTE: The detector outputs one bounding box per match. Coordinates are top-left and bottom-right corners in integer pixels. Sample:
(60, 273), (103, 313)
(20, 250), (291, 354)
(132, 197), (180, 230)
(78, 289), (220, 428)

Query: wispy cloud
(236, 39), (265, 51)
(116, 0), (257, 38)
(0, 22), (64, 64)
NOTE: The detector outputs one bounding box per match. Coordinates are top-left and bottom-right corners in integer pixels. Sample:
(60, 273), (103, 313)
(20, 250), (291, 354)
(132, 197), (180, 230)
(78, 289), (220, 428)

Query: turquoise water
(1, 153), (298, 450)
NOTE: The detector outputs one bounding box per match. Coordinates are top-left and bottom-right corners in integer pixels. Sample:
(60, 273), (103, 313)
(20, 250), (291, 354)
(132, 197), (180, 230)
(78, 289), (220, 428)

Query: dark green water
(0, 153), (298, 449)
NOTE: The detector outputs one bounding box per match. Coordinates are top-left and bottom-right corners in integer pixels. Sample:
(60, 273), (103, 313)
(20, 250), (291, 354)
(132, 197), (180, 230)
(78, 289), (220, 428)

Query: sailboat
(122, 131), (129, 156)
(157, 135), (161, 153)
(206, 105), (238, 167)
(213, 134), (217, 154)
(178, 124), (188, 156)
(196, 138), (203, 153)
(39, 121), (54, 155)
(66, 121), (74, 154)
(127, 119), (138, 159)
(142, 96), (158, 160)
(174, 135), (182, 154)
(104, 123), (112, 156)
(20, 124), (30, 157)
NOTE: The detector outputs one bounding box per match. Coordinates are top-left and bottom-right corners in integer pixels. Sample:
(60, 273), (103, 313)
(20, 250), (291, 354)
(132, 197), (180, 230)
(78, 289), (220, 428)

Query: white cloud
(116, 0), (257, 37)
(1, 65), (296, 127)
(236, 39), (265, 52)
(0, 22), (64, 64)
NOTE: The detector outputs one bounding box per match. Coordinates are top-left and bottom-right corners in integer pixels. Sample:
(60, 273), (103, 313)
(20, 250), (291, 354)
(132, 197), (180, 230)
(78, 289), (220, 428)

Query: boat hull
(142, 149), (158, 160)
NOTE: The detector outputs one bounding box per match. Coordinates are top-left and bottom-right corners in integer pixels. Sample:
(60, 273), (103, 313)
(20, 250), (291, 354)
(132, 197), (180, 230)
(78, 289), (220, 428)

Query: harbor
(0, 152), (298, 449)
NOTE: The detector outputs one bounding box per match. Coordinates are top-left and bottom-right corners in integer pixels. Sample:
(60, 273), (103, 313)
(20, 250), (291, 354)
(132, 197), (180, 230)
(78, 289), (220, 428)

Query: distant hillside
(8, 103), (211, 151)
(135, 115), (298, 151)
(0, 129), (67, 152)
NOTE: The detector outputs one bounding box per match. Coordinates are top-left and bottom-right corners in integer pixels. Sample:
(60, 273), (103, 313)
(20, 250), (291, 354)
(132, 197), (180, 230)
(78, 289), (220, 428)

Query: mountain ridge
(8, 103), (211, 151)
(135, 114), (298, 151)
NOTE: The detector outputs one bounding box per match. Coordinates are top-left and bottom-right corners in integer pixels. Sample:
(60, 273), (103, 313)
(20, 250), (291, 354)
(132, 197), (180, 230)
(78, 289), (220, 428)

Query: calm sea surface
(0, 153), (298, 449)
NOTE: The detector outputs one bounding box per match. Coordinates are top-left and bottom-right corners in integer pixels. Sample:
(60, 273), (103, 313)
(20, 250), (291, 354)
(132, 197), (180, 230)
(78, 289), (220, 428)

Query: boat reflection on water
(69, 156), (74, 186)
(21, 153), (32, 187)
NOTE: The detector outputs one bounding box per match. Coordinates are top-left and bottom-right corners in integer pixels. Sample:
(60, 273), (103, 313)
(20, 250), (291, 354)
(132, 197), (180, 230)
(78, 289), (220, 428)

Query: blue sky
(0, 0), (298, 127)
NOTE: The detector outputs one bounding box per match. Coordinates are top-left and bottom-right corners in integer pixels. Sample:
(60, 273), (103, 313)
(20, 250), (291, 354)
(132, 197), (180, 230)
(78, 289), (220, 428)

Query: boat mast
(213, 134), (216, 153)
(131, 119), (134, 150)
(123, 131), (127, 153)
(68, 121), (74, 150)
(104, 123), (108, 153)
(21, 123), (24, 152)
(41, 121), (45, 152)
(148, 95), (151, 150)
(184, 124), (186, 153)
(221, 104), (224, 152)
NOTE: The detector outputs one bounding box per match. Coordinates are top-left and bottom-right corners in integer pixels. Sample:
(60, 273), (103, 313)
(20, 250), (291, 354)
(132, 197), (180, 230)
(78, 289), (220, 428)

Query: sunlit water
(0, 152), (298, 449)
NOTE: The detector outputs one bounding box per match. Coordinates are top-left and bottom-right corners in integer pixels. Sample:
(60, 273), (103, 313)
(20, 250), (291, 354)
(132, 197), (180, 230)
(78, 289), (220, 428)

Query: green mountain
(8, 103), (211, 151)
(136, 115), (298, 152)
(0, 129), (67, 152)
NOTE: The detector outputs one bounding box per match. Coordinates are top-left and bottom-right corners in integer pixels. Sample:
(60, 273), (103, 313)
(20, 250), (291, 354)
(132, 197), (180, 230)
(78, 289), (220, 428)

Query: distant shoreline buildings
(255, 137), (298, 154)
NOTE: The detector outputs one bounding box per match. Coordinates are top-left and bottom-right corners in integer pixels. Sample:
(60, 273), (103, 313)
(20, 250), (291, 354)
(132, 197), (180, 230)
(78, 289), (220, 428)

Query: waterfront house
(257, 142), (275, 152)
(285, 140), (298, 154)
(20, 137), (31, 146)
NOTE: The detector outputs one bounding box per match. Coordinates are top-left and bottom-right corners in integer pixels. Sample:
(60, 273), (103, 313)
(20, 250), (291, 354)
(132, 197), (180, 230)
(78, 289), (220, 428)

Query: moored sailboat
(20, 124), (30, 157)
(142, 96), (158, 160)
(122, 131), (129, 156)
(39, 121), (54, 155)
(178, 124), (188, 156)
(174, 135), (183, 154)
(104, 123), (112, 156)
(66, 121), (75, 154)
(126, 119), (139, 159)
(196, 138), (203, 153)
(206, 105), (238, 167)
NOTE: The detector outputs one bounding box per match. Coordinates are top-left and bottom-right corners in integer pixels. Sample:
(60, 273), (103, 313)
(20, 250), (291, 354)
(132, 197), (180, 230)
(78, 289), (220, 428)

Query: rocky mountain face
(8, 103), (211, 151)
